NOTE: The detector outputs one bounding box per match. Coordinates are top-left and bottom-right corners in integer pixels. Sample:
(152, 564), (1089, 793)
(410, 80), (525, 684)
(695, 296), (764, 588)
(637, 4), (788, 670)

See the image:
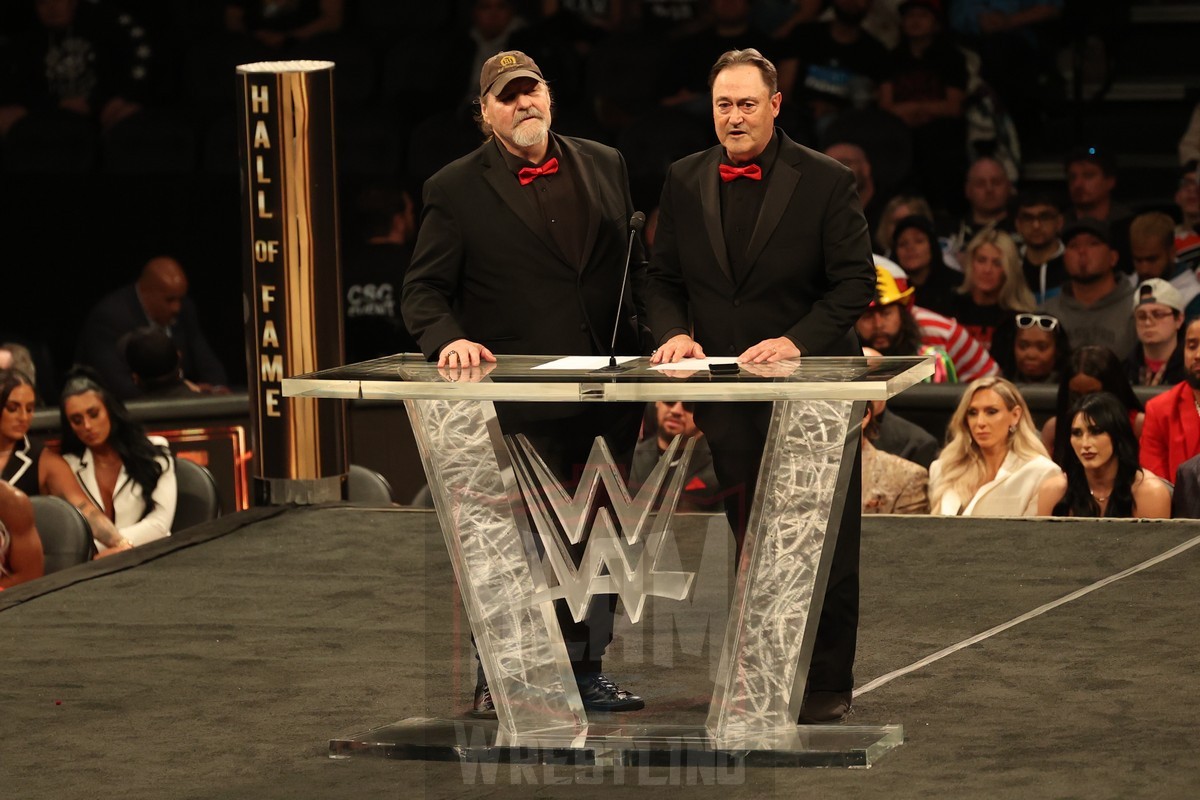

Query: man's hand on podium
(438, 339), (496, 369)
(650, 334), (706, 364)
(739, 336), (800, 364)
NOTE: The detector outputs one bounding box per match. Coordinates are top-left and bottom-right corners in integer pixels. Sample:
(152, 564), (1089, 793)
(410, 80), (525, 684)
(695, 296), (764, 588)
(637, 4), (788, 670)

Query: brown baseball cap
(479, 50), (544, 97)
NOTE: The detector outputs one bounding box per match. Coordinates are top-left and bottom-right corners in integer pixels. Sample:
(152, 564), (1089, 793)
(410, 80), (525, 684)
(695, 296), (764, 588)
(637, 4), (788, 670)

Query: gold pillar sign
(236, 60), (346, 505)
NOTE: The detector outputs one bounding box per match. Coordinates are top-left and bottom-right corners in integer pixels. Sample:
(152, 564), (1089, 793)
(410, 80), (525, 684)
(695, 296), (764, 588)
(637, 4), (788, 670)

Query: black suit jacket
(643, 129), (875, 360)
(402, 134), (645, 361)
(1172, 454), (1200, 519)
(75, 284), (228, 400)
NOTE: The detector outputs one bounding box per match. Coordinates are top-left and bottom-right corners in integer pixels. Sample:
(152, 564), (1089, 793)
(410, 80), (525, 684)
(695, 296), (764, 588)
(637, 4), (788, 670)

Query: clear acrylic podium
(283, 354), (932, 769)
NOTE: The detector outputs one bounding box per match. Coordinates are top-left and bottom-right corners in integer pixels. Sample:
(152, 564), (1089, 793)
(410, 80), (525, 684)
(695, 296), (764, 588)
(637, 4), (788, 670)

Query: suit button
(728, 345), (735, 354)
(580, 323), (588, 331)
(733, 299), (741, 307)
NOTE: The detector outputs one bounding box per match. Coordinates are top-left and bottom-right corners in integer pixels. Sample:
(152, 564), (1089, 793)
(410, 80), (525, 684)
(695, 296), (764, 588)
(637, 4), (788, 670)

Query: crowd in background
(4, 0), (1200, 583)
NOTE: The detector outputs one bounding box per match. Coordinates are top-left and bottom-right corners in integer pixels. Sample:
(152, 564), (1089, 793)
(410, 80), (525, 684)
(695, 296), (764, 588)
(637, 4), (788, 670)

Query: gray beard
(512, 118), (548, 148)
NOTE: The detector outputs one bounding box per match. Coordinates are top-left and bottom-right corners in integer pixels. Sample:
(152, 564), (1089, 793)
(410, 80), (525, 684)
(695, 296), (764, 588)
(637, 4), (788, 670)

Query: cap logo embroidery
(500, 55), (517, 68)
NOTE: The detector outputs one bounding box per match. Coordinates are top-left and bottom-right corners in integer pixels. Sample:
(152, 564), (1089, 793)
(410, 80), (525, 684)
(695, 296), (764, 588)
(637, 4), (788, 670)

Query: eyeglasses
(1179, 177), (1199, 189)
(1016, 210), (1060, 225)
(1134, 308), (1176, 323)
(1015, 313), (1059, 331)
(663, 401), (695, 411)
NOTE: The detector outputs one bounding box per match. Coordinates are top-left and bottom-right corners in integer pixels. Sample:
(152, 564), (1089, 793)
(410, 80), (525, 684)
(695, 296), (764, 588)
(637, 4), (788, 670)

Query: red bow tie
(719, 163), (762, 182)
(518, 157), (559, 185)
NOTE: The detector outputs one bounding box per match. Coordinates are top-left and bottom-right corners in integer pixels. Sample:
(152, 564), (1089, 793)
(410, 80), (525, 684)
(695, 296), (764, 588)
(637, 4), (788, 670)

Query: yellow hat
(872, 264), (915, 307)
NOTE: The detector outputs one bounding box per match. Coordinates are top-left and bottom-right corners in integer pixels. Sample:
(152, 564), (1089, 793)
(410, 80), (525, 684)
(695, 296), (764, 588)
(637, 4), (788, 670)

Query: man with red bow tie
(644, 48), (876, 724)
(402, 51), (646, 718)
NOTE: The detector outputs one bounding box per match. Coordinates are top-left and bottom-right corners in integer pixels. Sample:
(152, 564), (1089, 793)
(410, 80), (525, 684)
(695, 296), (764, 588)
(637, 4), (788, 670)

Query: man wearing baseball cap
(856, 261), (999, 383)
(1128, 278), (1188, 386)
(402, 51), (646, 717)
(1039, 217), (1138, 360)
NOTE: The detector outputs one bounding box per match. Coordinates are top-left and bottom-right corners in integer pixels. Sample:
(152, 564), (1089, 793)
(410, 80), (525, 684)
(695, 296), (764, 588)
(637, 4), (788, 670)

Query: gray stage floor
(3, 507), (1200, 799)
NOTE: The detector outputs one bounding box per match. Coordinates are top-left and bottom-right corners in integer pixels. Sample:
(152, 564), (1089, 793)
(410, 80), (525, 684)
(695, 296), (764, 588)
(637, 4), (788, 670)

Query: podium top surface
(282, 354), (933, 402)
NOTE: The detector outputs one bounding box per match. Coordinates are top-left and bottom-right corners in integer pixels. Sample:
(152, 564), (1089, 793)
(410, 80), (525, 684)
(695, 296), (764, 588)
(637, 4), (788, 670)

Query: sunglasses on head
(1015, 313), (1059, 331)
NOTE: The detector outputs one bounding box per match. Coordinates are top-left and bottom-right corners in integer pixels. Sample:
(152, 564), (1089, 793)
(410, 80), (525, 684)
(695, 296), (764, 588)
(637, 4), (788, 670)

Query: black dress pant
(698, 401), (861, 694)
(493, 402), (643, 675)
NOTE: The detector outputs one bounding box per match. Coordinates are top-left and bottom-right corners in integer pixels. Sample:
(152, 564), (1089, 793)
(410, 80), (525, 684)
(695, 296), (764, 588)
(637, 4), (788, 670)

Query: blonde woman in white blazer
(929, 377), (1059, 516)
(43, 371), (176, 553)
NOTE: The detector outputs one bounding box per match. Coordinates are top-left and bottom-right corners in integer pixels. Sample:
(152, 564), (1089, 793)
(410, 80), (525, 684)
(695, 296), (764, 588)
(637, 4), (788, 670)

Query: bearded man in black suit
(401, 51), (645, 718)
(644, 48), (876, 724)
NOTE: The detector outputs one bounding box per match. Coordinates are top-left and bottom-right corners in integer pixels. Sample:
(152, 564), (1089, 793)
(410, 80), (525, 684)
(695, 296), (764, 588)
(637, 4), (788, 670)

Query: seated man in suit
(629, 401), (721, 512)
(76, 257), (228, 400)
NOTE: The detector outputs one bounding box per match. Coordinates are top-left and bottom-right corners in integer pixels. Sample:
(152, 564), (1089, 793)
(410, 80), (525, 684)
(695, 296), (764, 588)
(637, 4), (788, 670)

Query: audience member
(0, 369), (132, 554)
(223, 0), (347, 55)
(928, 376), (1058, 515)
(1037, 392), (1170, 519)
(0, 0), (153, 136)
(122, 328), (201, 399)
(1127, 279), (1187, 387)
(1140, 316), (1200, 484)
(861, 346), (941, 468)
(343, 186), (419, 363)
(1181, 103), (1200, 166)
(1176, 161), (1200, 275)
(1045, 345), (1144, 466)
(874, 194), (934, 255)
(46, 370), (177, 553)
(890, 214), (961, 316)
(75, 256), (229, 401)
(991, 311), (1070, 384)
(1064, 145), (1130, 226)
(778, 0), (889, 131)
(0, 343), (36, 386)
(629, 401), (720, 512)
(945, 156), (1015, 257)
(0, 368), (39, 496)
(946, 229), (1035, 350)
(1170, 452), (1200, 518)
(660, 0), (774, 114)
(879, 0), (968, 209)
(1039, 218), (1136, 361)
(856, 264), (998, 382)
(948, 0), (1062, 140)
(861, 400), (928, 513)
(1126, 211), (1200, 317)
(1015, 191), (1067, 304)
(825, 141), (882, 232)
(0, 480), (43, 589)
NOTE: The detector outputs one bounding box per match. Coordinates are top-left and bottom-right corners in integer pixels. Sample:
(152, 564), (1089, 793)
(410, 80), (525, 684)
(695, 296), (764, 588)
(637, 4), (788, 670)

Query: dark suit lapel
(565, 138), (601, 273)
(698, 150), (733, 283)
(480, 145), (567, 264)
(742, 136), (801, 286)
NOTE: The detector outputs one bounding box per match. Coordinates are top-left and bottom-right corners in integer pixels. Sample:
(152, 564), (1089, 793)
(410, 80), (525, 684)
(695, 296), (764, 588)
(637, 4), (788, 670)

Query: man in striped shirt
(856, 263), (999, 382)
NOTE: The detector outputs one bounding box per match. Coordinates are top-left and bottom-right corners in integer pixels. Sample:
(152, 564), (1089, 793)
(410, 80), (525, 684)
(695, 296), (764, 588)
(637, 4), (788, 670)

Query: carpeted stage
(4, 506), (1199, 799)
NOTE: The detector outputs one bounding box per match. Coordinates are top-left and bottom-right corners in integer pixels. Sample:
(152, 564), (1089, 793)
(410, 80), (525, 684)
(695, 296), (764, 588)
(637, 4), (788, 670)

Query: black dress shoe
(798, 690), (852, 724)
(471, 681), (497, 719)
(575, 673), (645, 712)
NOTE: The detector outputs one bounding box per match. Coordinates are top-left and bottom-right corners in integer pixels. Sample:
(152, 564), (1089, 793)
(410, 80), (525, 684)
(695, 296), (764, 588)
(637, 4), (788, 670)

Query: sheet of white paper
(648, 357), (740, 372)
(533, 356), (639, 370)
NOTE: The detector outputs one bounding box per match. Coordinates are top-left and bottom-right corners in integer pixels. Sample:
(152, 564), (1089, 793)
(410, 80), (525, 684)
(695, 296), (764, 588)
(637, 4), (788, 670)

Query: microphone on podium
(594, 211), (646, 374)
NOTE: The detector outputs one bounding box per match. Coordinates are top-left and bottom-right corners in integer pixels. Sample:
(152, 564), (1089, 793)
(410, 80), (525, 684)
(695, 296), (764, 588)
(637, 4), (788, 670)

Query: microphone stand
(593, 212), (645, 374)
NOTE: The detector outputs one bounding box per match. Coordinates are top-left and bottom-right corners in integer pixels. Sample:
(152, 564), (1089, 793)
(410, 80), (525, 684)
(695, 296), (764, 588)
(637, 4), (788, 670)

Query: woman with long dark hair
(43, 370), (176, 552)
(1037, 392), (1170, 518)
(0, 368), (39, 496)
(1042, 346), (1145, 466)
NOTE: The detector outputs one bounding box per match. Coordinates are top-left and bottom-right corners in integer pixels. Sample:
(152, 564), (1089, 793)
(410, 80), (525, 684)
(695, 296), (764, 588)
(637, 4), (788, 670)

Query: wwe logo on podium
(506, 434), (697, 623)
